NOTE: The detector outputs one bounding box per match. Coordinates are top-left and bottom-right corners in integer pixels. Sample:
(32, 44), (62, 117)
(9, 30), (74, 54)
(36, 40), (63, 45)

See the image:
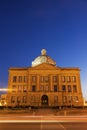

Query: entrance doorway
(41, 95), (48, 106)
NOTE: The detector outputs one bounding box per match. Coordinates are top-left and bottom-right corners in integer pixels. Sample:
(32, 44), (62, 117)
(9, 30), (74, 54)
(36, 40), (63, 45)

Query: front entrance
(41, 95), (48, 106)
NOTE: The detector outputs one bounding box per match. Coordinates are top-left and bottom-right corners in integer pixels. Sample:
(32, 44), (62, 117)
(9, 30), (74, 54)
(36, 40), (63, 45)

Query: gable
(29, 63), (60, 70)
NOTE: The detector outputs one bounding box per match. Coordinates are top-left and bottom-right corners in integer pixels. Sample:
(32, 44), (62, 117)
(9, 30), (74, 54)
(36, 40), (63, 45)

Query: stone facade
(7, 49), (83, 108)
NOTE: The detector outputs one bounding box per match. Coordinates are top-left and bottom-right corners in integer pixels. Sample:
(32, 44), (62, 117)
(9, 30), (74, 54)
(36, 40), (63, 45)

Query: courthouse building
(7, 49), (83, 108)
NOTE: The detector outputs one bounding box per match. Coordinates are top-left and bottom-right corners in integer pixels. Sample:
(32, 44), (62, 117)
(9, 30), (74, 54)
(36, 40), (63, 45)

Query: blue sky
(0, 0), (87, 98)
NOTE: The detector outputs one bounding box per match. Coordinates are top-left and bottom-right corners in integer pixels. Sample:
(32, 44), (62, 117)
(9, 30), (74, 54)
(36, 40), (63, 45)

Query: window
(73, 85), (77, 92)
(13, 76), (17, 82)
(53, 76), (57, 82)
(54, 96), (58, 104)
(61, 76), (65, 82)
(32, 85), (36, 92)
(62, 85), (66, 92)
(32, 76), (36, 82)
(45, 76), (49, 82)
(67, 76), (71, 82)
(23, 85), (27, 92)
(75, 96), (78, 102)
(11, 96), (15, 103)
(40, 85), (44, 91)
(68, 95), (72, 103)
(72, 76), (76, 82)
(17, 96), (21, 103)
(22, 96), (27, 103)
(24, 76), (27, 83)
(41, 76), (44, 82)
(63, 96), (67, 103)
(68, 85), (72, 92)
(45, 85), (49, 91)
(18, 85), (22, 92)
(12, 85), (16, 92)
(18, 76), (22, 82)
(54, 85), (58, 92)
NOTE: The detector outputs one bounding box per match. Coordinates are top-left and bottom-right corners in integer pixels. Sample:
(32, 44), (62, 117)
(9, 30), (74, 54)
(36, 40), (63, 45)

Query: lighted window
(62, 85), (66, 92)
(54, 85), (58, 92)
(13, 76), (17, 82)
(23, 85), (27, 92)
(75, 96), (78, 102)
(12, 85), (16, 92)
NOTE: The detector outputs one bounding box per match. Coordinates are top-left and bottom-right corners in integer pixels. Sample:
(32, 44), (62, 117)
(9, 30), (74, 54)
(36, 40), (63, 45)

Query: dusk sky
(0, 0), (87, 98)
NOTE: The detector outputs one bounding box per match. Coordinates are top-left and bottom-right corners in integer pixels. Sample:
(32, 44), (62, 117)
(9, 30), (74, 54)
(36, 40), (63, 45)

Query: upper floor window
(12, 85), (16, 92)
(24, 76), (28, 83)
(61, 76), (66, 82)
(13, 76), (17, 82)
(72, 76), (76, 82)
(41, 76), (44, 82)
(62, 85), (66, 92)
(53, 76), (57, 82)
(73, 85), (77, 92)
(45, 76), (49, 82)
(23, 85), (27, 92)
(32, 76), (36, 82)
(18, 76), (22, 83)
(45, 85), (49, 91)
(18, 85), (22, 92)
(67, 76), (71, 82)
(54, 85), (58, 92)
(40, 85), (44, 91)
(32, 85), (36, 92)
(68, 85), (72, 92)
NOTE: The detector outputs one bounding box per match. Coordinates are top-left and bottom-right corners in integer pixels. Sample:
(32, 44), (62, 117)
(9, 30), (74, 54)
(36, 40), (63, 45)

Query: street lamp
(0, 102), (2, 106)
(4, 102), (7, 111)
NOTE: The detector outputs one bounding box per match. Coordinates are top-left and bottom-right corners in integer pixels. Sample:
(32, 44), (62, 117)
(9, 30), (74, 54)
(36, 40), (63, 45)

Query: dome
(32, 49), (56, 67)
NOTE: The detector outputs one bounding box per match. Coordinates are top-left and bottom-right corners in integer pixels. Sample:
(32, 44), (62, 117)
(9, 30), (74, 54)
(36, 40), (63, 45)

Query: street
(0, 122), (87, 130)
(0, 114), (87, 130)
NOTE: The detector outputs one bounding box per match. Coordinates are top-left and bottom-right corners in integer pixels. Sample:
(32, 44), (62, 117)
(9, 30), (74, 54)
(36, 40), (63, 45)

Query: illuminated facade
(7, 49), (83, 108)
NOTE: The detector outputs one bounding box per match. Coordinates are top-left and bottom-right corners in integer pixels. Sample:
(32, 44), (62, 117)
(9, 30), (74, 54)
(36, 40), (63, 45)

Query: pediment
(29, 63), (60, 70)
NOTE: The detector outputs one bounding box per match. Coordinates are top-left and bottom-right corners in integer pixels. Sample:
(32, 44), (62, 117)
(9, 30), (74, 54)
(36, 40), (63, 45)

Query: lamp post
(4, 102), (7, 111)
